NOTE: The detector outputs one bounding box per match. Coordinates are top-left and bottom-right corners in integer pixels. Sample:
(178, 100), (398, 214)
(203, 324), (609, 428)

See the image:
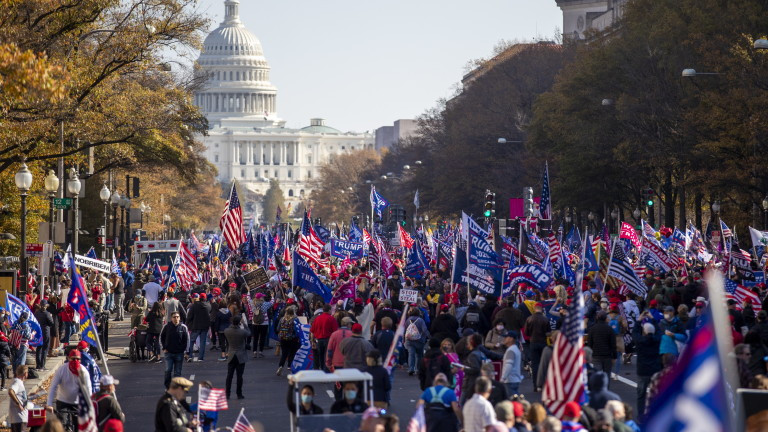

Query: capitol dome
(195, 0), (280, 126)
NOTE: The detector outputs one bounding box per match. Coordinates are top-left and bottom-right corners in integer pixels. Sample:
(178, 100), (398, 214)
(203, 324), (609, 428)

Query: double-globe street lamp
(100, 184), (111, 259)
(15, 163), (33, 296)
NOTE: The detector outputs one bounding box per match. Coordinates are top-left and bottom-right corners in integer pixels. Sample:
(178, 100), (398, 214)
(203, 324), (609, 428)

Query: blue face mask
(345, 390), (357, 400)
(301, 394), (313, 404)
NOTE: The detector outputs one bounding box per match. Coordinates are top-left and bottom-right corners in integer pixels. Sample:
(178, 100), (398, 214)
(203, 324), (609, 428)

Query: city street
(104, 321), (640, 431)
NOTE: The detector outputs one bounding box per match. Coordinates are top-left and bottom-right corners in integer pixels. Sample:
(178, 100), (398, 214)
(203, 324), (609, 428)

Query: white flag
(749, 226), (768, 248)
(414, 189), (420, 209)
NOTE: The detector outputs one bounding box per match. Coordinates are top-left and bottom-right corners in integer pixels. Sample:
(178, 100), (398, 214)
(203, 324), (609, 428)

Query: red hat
(512, 401), (524, 418)
(534, 302), (544, 308)
(190, 293), (199, 299)
(563, 401), (581, 419)
(609, 304), (619, 313)
(351, 323), (363, 333)
(649, 299), (658, 307)
(199, 293), (207, 300)
(354, 298), (363, 305)
(286, 298), (296, 305)
(695, 301), (705, 307)
(228, 282), (237, 288)
(440, 304), (450, 312)
(68, 348), (81, 359)
(212, 287), (222, 296)
(103, 419), (124, 432)
(77, 341), (89, 350)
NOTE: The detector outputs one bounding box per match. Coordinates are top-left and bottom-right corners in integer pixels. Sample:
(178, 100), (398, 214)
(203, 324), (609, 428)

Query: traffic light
(641, 188), (654, 207)
(401, 210), (407, 227)
(484, 190), (496, 218)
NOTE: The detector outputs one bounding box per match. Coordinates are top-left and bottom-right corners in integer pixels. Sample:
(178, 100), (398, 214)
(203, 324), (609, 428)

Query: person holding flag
(46, 348), (92, 421)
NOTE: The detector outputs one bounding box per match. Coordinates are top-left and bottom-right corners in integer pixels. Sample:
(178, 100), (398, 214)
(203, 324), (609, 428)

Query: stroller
(128, 324), (149, 362)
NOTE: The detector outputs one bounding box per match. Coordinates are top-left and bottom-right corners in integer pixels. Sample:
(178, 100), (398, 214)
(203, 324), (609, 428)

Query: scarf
(68, 359), (81, 376)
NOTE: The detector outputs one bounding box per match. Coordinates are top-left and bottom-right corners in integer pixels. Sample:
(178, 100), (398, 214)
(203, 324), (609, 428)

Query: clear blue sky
(190, 0), (562, 133)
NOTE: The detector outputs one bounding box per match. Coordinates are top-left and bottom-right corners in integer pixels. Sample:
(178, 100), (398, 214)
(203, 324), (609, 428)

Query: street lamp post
(15, 163), (33, 296)
(67, 168), (82, 255)
(610, 208), (619, 235)
(111, 191), (120, 256)
(712, 200), (721, 220)
(633, 207), (642, 223)
(140, 201), (147, 229)
(100, 184), (111, 259)
(44, 170), (59, 279)
(122, 195), (131, 253)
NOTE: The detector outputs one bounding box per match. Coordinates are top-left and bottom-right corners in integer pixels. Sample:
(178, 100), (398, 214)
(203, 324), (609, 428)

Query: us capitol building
(194, 0), (373, 211)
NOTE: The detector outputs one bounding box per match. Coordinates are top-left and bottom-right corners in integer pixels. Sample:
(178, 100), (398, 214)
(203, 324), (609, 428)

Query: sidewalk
(0, 319), (130, 427)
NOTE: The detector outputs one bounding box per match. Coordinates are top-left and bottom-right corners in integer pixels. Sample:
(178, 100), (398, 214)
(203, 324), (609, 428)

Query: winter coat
(430, 313), (459, 342)
(588, 371), (621, 410)
(587, 321), (617, 358)
(658, 317), (687, 355)
(186, 301), (212, 331)
(146, 310), (164, 334)
(633, 322), (662, 377)
(418, 347), (452, 391)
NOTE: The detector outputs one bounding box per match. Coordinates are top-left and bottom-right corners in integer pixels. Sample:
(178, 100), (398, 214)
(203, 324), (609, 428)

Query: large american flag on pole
(298, 210), (326, 268)
(176, 240), (198, 290)
(540, 161), (551, 219)
(542, 290), (585, 418)
(220, 181), (246, 249)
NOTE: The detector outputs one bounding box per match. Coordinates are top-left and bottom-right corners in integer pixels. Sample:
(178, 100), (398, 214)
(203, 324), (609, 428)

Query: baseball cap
(649, 299), (658, 307)
(512, 401), (524, 418)
(563, 401), (581, 419)
(199, 293), (207, 300)
(68, 349), (81, 359)
(103, 419), (123, 432)
(727, 299), (737, 306)
(100, 375), (120, 386)
(695, 301), (705, 308)
(524, 290), (535, 298)
(663, 305), (675, 312)
(440, 304), (450, 312)
(77, 341), (89, 350)
(354, 298), (363, 305)
(190, 293), (199, 299)
(351, 323), (363, 333)
(504, 330), (519, 340)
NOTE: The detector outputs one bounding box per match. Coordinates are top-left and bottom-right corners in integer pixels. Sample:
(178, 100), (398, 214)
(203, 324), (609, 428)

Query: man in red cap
(47, 349), (92, 417)
(340, 323), (373, 371)
(561, 401), (587, 431)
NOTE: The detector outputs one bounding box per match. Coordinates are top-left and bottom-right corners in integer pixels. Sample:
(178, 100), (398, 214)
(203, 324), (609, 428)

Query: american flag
(540, 162), (551, 219)
(233, 409), (257, 432)
(77, 380), (99, 432)
(547, 233), (563, 268)
(542, 290), (585, 418)
(607, 241), (648, 297)
(176, 240), (199, 290)
(384, 304), (410, 373)
(725, 279), (762, 312)
(406, 405), (427, 432)
(198, 386), (228, 411)
(398, 224), (415, 249)
(139, 254), (150, 270)
(642, 219), (657, 239)
(298, 210), (326, 268)
(220, 182), (246, 249)
(720, 219), (732, 239)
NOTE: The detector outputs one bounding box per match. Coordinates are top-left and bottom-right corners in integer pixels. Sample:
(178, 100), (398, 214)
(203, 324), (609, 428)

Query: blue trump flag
(290, 321), (314, 373)
(644, 312), (728, 431)
(349, 219), (363, 243)
(68, 256), (100, 347)
(405, 241), (429, 279)
(502, 264), (553, 297)
(330, 239), (365, 259)
(152, 262), (163, 281)
(370, 186), (389, 218)
(292, 252), (332, 302)
(467, 220), (504, 296)
(6, 294), (42, 347)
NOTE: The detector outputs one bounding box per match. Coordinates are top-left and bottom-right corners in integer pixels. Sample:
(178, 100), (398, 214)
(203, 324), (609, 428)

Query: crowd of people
(3, 236), (767, 432)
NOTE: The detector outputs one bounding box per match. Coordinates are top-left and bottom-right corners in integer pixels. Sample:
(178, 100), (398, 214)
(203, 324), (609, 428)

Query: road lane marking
(326, 390), (334, 399)
(190, 374), (195, 381)
(613, 373), (637, 388)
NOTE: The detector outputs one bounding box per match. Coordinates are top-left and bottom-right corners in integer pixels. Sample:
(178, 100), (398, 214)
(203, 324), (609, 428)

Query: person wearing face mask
(658, 306), (687, 356)
(286, 376), (323, 415)
(46, 349), (92, 417)
(330, 382), (367, 414)
(484, 319), (508, 356)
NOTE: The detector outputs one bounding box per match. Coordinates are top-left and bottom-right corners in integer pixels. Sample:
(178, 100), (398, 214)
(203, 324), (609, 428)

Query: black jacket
(186, 301), (212, 331)
(0, 339), (11, 364)
(430, 313), (459, 342)
(364, 365), (392, 403)
(418, 347), (452, 390)
(155, 392), (193, 432)
(160, 322), (189, 354)
(587, 321), (616, 358)
(34, 309), (54, 341)
(588, 371), (621, 410)
(632, 323), (661, 377)
(146, 310), (164, 334)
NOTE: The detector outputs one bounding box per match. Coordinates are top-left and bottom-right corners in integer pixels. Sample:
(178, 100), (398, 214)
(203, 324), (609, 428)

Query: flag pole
(604, 237), (616, 288)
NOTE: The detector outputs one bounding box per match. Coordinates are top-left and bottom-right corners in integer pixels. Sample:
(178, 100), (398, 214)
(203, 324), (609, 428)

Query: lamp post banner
(74, 254), (111, 273)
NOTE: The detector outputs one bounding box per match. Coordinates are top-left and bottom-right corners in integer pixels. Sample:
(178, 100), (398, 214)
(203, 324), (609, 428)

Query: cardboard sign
(398, 288), (419, 304)
(73, 254), (111, 273)
(243, 267), (269, 290)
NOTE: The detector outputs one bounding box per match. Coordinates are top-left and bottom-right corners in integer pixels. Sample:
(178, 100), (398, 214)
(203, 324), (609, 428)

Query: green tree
(309, 149), (380, 224)
(261, 179), (285, 224)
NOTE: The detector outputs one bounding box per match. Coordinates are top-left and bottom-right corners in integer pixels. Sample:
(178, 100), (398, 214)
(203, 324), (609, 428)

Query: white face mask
(496, 325), (505, 332)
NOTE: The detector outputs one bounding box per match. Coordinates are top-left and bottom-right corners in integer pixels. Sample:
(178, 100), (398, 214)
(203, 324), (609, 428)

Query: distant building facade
(194, 0), (373, 211)
(375, 119), (418, 151)
(555, 0), (628, 40)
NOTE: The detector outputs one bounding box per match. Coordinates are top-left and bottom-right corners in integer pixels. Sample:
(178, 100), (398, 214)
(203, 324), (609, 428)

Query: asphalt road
(104, 321), (641, 431)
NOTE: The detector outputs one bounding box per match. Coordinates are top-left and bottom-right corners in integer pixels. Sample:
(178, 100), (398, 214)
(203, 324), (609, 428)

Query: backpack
(405, 319), (421, 341)
(278, 318), (297, 340)
(252, 305), (266, 325)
